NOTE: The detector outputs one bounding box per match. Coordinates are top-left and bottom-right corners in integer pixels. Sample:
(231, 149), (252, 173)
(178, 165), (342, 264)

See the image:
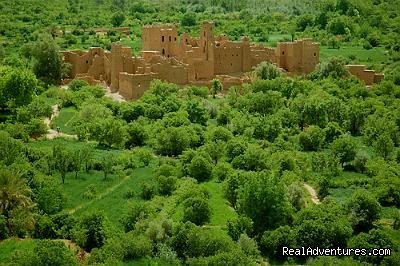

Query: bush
(188, 155), (212, 182)
(14, 240), (76, 266)
(347, 190), (381, 232)
(212, 161), (233, 182)
(69, 79), (89, 91)
(299, 126), (326, 151)
(181, 12), (196, 27)
(255, 61), (281, 80)
(123, 232), (153, 260)
(183, 196), (211, 225)
(73, 211), (106, 251)
(140, 182), (156, 200)
(227, 215), (253, 241)
(157, 175), (177, 196)
(0, 215), (8, 240)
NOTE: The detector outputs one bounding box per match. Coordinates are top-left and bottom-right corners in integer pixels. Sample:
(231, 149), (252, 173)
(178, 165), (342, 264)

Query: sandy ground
(304, 183), (321, 204)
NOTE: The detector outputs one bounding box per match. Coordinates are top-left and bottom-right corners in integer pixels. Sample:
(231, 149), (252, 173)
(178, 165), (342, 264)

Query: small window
(162, 49), (165, 55)
(162, 36), (165, 42)
(86, 60), (88, 64)
(174, 37), (177, 41)
(204, 31), (206, 37)
(169, 36), (171, 42)
(282, 51), (285, 55)
(314, 52), (317, 57)
(167, 54), (170, 58)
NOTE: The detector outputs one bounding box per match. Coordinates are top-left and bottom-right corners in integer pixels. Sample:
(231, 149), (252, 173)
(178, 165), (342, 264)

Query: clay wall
(142, 25), (180, 58)
(275, 39), (319, 74)
(249, 46), (276, 69)
(151, 62), (189, 84)
(214, 43), (244, 74)
(346, 65), (384, 85)
(63, 22), (328, 101)
(110, 43), (134, 92)
(119, 72), (159, 99)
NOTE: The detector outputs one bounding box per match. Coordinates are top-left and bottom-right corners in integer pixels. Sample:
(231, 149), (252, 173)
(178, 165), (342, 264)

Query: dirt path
(67, 175), (130, 214)
(304, 183), (320, 204)
(101, 82), (126, 102)
(44, 104), (77, 140)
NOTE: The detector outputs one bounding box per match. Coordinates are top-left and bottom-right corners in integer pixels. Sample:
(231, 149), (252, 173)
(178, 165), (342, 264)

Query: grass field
(0, 238), (36, 264)
(320, 46), (390, 68)
(202, 180), (237, 226)
(52, 107), (77, 134)
(73, 168), (154, 227)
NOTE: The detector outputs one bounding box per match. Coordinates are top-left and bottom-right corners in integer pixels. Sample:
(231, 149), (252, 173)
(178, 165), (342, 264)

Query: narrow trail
(304, 183), (320, 204)
(44, 104), (77, 140)
(102, 82), (126, 102)
(67, 175), (130, 214)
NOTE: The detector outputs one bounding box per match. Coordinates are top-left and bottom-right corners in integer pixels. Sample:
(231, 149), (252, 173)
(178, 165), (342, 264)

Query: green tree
(0, 168), (34, 235)
(81, 144), (94, 172)
(255, 61), (281, 80)
(181, 12), (197, 27)
(331, 135), (357, 167)
(237, 172), (293, 234)
(188, 155), (212, 182)
(227, 215), (253, 241)
(373, 133), (394, 159)
(0, 68), (37, 108)
(299, 125), (326, 151)
(32, 37), (65, 84)
(91, 117), (127, 148)
(100, 153), (114, 180)
(348, 229), (393, 265)
(182, 196), (211, 226)
(15, 240), (76, 266)
(52, 145), (72, 184)
(156, 175), (177, 196)
(72, 149), (83, 179)
(186, 99), (208, 125)
(347, 190), (381, 232)
(73, 211), (107, 252)
(261, 226), (294, 259)
(294, 203), (352, 249)
(155, 127), (190, 156)
(312, 57), (349, 80)
(111, 12), (125, 27)
(211, 79), (222, 98)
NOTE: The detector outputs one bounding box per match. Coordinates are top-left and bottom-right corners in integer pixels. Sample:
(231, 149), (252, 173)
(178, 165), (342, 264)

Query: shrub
(183, 196), (211, 225)
(255, 61), (281, 80)
(157, 175), (177, 196)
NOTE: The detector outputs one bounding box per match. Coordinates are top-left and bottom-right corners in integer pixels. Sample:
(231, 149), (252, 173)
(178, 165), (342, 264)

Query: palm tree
(0, 168), (33, 228)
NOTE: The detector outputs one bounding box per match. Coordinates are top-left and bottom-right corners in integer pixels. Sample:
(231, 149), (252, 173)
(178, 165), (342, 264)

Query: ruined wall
(346, 65), (384, 85)
(63, 22), (326, 101)
(151, 62), (189, 84)
(214, 43), (244, 74)
(275, 39), (319, 74)
(119, 72), (159, 99)
(142, 25), (180, 58)
(110, 43), (134, 92)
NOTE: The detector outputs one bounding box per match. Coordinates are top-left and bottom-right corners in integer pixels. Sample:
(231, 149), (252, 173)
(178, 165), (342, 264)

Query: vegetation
(0, 0), (399, 265)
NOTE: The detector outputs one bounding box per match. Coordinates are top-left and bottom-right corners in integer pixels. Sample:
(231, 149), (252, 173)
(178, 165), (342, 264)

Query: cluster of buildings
(62, 21), (383, 100)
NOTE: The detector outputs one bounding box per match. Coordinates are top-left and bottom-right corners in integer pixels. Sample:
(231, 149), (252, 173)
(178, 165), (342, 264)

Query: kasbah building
(62, 21), (384, 100)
